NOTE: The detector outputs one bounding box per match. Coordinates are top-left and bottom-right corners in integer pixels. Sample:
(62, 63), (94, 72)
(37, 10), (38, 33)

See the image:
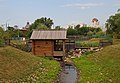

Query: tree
(30, 17), (53, 30)
(105, 13), (120, 38)
(117, 9), (120, 13)
(54, 26), (64, 30)
(27, 17), (54, 38)
(74, 24), (80, 29)
(87, 31), (94, 36)
(96, 31), (105, 36)
(55, 26), (61, 30)
(5, 26), (19, 38)
(35, 23), (48, 30)
(67, 27), (77, 36)
(0, 27), (4, 39)
(77, 27), (90, 36)
(0, 27), (4, 46)
(7, 26), (14, 31)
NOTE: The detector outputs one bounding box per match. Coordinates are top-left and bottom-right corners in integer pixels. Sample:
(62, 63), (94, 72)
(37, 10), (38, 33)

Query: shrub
(0, 39), (5, 47)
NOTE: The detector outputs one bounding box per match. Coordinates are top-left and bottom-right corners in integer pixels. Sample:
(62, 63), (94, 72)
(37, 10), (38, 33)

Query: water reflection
(59, 63), (78, 83)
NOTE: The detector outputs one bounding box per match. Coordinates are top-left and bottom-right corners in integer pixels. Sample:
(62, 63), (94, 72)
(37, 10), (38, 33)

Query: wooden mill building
(30, 30), (67, 57)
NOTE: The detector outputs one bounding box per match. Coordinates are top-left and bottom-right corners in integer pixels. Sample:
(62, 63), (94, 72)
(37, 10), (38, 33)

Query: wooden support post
(63, 40), (65, 56)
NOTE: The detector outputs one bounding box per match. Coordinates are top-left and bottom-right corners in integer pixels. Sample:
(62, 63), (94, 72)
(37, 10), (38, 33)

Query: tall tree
(0, 27), (4, 39)
(67, 27), (77, 36)
(27, 17), (54, 38)
(0, 27), (4, 46)
(117, 9), (120, 13)
(74, 24), (80, 29)
(6, 26), (19, 38)
(30, 17), (53, 30)
(55, 26), (61, 30)
(105, 13), (120, 38)
(77, 27), (90, 36)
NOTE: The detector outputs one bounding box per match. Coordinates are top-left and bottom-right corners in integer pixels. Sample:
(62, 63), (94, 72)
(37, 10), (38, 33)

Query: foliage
(74, 24), (80, 30)
(54, 26), (65, 30)
(87, 31), (94, 36)
(67, 25), (103, 36)
(96, 31), (106, 36)
(0, 27), (5, 46)
(118, 8), (120, 13)
(0, 40), (5, 47)
(73, 41), (120, 82)
(67, 27), (78, 36)
(30, 17), (53, 30)
(27, 17), (54, 37)
(2, 26), (20, 39)
(0, 27), (4, 39)
(0, 46), (60, 82)
(55, 26), (61, 30)
(10, 40), (31, 52)
(77, 27), (90, 36)
(105, 13), (120, 38)
(75, 38), (100, 47)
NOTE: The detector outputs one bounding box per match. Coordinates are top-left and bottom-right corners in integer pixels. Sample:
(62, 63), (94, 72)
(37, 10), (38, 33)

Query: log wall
(32, 40), (53, 56)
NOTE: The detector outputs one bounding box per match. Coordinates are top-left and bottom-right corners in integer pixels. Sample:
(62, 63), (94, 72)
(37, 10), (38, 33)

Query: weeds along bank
(73, 40), (120, 83)
(0, 46), (60, 83)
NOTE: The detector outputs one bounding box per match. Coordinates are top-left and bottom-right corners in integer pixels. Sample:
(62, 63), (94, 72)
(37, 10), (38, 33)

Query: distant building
(91, 18), (100, 28)
(20, 22), (30, 37)
(66, 23), (87, 29)
(79, 23), (87, 28)
(68, 24), (76, 29)
(22, 22), (30, 30)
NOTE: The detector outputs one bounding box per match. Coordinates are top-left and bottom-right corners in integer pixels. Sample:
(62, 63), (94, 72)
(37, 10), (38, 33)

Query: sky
(0, 0), (120, 28)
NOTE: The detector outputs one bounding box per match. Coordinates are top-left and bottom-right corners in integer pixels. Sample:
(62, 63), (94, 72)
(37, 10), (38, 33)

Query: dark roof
(92, 18), (98, 22)
(30, 30), (67, 40)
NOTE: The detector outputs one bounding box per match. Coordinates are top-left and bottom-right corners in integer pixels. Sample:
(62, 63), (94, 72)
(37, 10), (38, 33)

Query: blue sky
(0, 0), (120, 28)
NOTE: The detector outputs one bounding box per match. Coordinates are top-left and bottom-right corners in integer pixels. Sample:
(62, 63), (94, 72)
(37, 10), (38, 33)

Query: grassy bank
(0, 46), (60, 82)
(73, 40), (120, 83)
(76, 38), (101, 47)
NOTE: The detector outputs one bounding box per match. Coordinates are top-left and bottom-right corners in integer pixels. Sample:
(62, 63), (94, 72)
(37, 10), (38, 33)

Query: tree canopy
(67, 24), (103, 36)
(105, 13), (120, 38)
(27, 17), (54, 37)
(0, 27), (4, 39)
(29, 17), (53, 30)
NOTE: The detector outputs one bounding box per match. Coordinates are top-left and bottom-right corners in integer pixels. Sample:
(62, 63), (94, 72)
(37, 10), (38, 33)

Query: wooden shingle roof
(30, 30), (67, 40)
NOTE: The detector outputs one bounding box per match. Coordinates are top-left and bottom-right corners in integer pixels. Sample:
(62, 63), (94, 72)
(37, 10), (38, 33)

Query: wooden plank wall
(32, 40), (53, 56)
(53, 51), (63, 56)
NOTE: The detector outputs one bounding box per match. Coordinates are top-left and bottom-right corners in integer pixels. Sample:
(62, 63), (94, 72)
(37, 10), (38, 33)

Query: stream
(57, 61), (78, 83)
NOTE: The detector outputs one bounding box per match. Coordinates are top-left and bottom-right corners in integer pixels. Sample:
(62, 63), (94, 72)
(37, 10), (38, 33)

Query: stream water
(58, 62), (78, 83)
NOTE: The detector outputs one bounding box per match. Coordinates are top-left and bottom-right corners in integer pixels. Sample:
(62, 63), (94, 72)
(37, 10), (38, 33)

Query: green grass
(0, 46), (60, 83)
(73, 40), (120, 83)
(75, 38), (101, 47)
(10, 40), (25, 45)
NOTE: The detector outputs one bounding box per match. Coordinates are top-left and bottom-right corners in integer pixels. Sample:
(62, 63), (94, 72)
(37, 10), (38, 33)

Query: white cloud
(61, 3), (104, 9)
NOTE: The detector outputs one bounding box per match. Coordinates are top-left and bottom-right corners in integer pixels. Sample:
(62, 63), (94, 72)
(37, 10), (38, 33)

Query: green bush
(76, 41), (99, 47)
(0, 40), (4, 47)
(16, 44), (29, 52)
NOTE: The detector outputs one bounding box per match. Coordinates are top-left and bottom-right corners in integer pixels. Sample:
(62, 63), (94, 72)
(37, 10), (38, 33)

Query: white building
(65, 23), (87, 29)
(91, 18), (100, 28)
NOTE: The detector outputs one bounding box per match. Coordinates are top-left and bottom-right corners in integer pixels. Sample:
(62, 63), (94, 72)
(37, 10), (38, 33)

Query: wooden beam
(63, 40), (65, 56)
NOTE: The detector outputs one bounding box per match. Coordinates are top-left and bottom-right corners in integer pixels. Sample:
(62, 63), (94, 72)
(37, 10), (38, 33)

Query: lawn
(75, 38), (101, 47)
(73, 39), (120, 83)
(0, 46), (60, 83)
